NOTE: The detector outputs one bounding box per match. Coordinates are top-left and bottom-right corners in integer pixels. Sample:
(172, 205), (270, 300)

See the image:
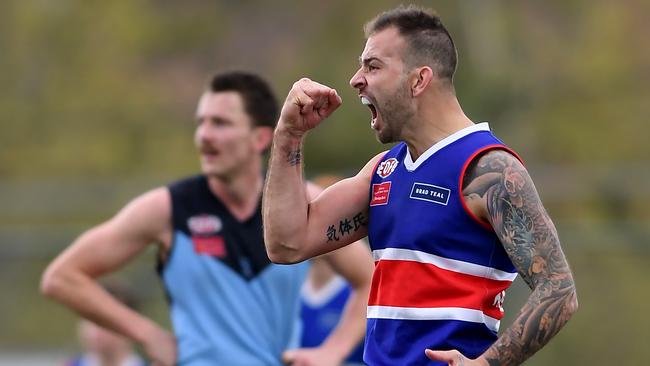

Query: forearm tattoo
(326, 212), (367, 242)
(462, 150), (577, 366)
(286, 148), (302, 166)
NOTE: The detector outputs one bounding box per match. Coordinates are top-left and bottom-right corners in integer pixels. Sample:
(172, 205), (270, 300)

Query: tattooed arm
(263, 78), (378, 263)
(427, 149), (578, 366)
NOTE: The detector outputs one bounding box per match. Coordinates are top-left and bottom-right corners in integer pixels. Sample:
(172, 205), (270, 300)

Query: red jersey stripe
(368, 259), (513, 320)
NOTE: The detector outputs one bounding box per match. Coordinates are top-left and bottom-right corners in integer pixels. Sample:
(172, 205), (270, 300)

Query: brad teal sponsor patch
(409, 182), (450, 205)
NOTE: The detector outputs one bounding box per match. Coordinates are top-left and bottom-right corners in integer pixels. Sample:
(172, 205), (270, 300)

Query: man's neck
(402, 91), (473, 161)
(206, 163), (263, 222)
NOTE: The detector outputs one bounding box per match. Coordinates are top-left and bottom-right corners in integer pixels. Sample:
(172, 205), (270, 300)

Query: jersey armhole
(458, 144), (524, 231)
(366, 152), (388, 197)
(370, 152), (388, 178)
(157, 187), (177, 275)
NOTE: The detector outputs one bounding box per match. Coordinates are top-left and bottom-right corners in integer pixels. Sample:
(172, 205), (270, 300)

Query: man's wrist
(274, 122), (306, 141)
(320, 336), (355, 363)
(318, 343), (347, 364)
(132, 318), (163, 345)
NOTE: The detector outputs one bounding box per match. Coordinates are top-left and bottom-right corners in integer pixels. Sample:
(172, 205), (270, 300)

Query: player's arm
(317, 238), (373, 362)
(264, 78), (377, 263)
(426, 150), (578, 366)
(40, 188), (176, 365)
(265, 152), (380, 263)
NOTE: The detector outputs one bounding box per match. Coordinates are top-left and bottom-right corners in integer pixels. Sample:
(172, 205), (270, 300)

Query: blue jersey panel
(369, 132), (517, 272)
(164, 232), (309, 365)
(364, 318), (495, 366)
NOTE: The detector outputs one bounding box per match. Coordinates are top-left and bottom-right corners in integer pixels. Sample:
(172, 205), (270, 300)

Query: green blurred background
(1, 0), (649, 364)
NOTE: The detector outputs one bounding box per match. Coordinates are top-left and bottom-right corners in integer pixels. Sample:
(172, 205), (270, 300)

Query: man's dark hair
(208, 71), (279, 128)
(365, 5), (458, 85)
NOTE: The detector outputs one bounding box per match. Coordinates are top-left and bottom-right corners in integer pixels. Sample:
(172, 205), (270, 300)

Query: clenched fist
(278, 78), (342, 137)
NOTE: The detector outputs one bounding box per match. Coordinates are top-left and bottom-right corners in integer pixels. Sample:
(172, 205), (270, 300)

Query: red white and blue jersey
(365, 123), (520, 366)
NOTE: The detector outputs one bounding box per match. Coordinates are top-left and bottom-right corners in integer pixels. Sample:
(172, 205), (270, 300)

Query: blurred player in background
(42, 71), (373, 366)
(65, 281), (147, 366)
(299, 175), (366, 366)
(263, 5), (578, 366)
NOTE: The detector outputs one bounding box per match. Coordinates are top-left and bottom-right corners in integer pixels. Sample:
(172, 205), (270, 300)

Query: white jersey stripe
(373, 247), (517, 282)
(367, 305), (501, 332)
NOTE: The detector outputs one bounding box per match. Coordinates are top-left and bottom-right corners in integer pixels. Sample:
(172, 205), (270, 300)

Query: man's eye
(211, 119), (229, 127)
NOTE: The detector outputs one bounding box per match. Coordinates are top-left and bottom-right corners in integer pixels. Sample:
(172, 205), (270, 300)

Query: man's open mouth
(361, 96), (378, 126)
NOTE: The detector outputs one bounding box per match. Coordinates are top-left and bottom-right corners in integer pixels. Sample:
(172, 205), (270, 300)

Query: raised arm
(40, 188), (176, 365)
(264, 78), (378, 263)
(427, 150), (578, 365)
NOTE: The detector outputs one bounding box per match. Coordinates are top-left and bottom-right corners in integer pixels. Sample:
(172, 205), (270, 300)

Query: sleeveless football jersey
(365, 123), (519, 365)
(300, 275), (365, 365)
(160, 175), (309, 366)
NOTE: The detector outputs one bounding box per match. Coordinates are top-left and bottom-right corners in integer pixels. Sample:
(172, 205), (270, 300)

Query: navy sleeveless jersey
(365, 123), (519, 366)
(160, 175), (309, 366)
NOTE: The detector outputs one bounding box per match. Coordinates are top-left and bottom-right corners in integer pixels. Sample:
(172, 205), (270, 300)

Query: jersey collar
(404, 122), (491, 171)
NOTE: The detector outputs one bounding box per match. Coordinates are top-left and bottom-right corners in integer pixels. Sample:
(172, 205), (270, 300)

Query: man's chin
(376, 132), (395, 144)
(200, 165), (224, 177)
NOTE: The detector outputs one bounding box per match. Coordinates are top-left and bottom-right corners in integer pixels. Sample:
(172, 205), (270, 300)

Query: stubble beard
(377, 81), (414, 144)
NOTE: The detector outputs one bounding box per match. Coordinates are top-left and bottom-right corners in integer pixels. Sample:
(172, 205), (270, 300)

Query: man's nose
(349, 68), (366, 90)
(195, 121), (215, 143)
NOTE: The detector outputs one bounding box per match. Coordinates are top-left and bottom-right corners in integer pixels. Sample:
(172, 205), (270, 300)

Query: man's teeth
(361, 97), (372, 106)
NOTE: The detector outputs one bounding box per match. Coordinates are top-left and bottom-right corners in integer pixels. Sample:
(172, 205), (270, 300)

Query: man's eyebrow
(195, 115), (228, 123)
(359, 56), (381, 66)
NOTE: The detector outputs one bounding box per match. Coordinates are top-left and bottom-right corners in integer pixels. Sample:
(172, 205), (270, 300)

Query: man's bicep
(63, 188), (171, 277)
(300, 153), (382, 257)
(305, 176), (371, 256)
(481, 151), (570, 289)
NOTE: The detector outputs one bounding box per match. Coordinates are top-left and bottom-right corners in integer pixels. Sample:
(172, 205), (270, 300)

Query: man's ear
(411, 66), (433, 97)
(253, 126), (274, 152)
